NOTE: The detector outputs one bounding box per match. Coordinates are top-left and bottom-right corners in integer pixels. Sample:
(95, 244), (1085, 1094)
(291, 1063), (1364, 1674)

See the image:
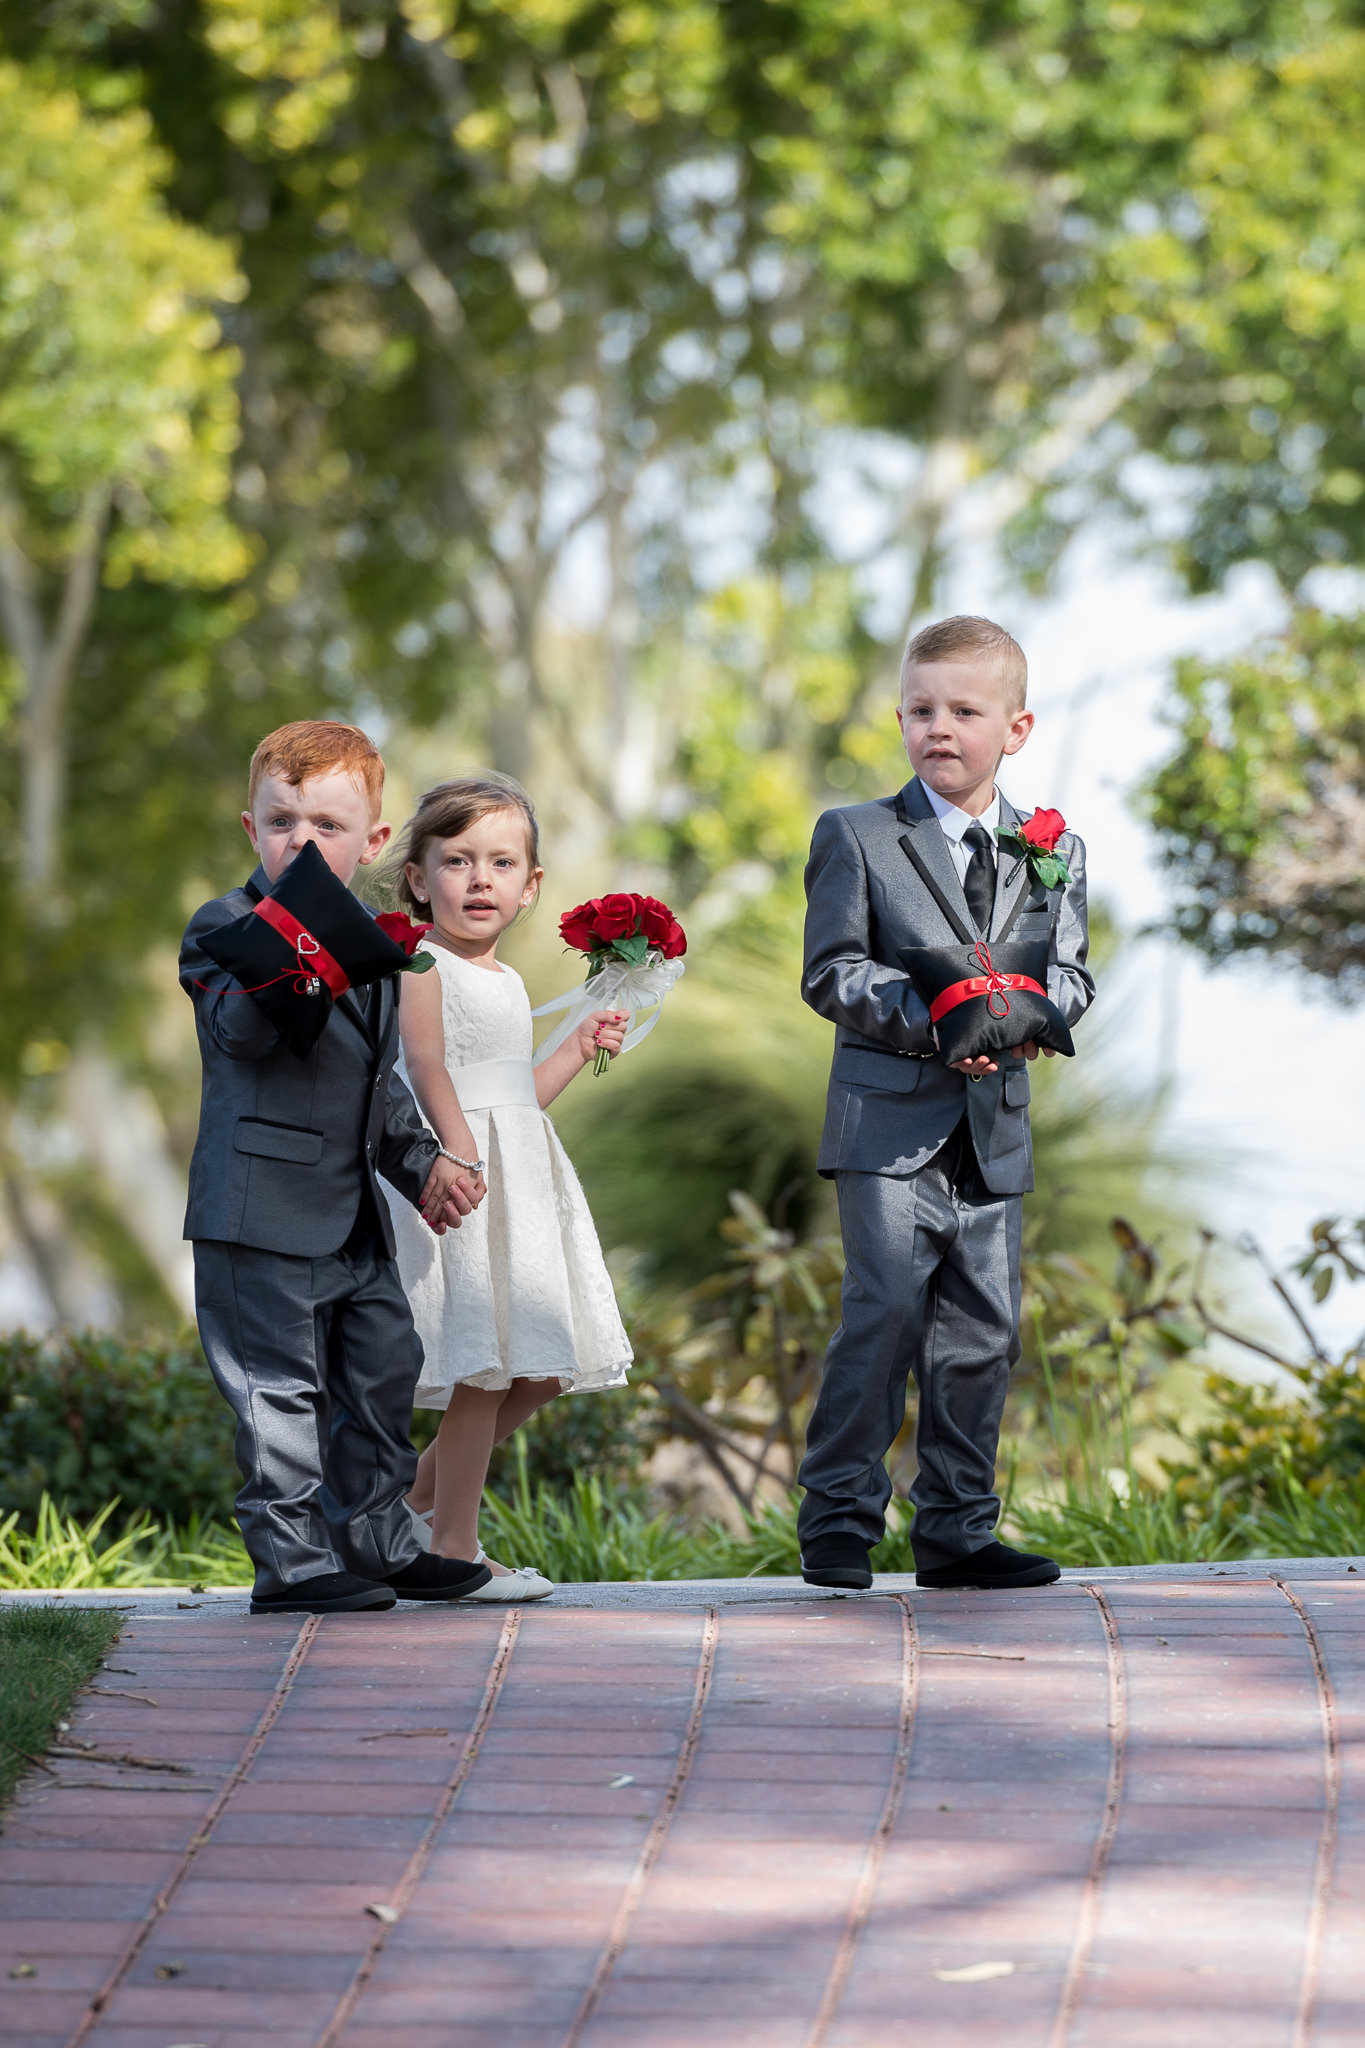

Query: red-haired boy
(180, 721), (491, 1614)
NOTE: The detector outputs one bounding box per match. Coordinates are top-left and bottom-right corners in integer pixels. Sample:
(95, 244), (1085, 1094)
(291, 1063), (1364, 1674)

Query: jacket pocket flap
(1003, 1069), (1031, 1108)
(833, 1047), (924, 1094)
(233, 1118), (324, 1165)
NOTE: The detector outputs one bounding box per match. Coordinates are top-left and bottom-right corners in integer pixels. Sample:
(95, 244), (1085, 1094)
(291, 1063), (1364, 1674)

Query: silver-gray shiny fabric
(798, 776), (1095, 1568)
(802, 777), (1094, 1190)
(796, 1156), (1021, 1567)
(194, 1235), (423, 1595)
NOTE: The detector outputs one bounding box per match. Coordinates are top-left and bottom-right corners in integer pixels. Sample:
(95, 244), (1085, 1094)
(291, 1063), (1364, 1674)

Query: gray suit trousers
(194, 1237), (423, 1596)
(797, 1155), (1022, 1569)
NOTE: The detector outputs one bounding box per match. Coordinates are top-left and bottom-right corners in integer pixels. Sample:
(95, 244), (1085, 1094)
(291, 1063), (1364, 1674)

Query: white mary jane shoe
(464, 1544), (555, 1603)
(406, 1503), (434, 1551)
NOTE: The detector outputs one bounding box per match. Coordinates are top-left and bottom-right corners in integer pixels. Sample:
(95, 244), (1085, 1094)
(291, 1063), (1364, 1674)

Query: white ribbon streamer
(531, 953), (685, 1066)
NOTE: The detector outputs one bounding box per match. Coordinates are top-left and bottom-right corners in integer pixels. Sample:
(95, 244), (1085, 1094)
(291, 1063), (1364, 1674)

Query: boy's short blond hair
(900, 615), (1028, 713)
(247, 721), (385, 819)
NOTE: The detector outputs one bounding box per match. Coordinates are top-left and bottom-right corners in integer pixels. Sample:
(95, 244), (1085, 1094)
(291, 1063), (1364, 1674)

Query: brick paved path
(2, 1573), (1362, 2048)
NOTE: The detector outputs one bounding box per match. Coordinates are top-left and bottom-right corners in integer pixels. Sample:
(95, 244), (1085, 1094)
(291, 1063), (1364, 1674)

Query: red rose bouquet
(533, 891), (688, 1075)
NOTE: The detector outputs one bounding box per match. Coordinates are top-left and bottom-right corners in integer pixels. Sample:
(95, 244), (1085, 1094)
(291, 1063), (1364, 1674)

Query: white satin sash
(448, 1057), (539, 1111)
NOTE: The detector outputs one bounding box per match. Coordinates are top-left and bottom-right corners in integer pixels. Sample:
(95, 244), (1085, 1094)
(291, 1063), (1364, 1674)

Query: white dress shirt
(920, 781), (1001, 885)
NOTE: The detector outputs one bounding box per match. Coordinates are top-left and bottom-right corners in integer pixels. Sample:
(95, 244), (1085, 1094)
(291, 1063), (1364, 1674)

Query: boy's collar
(243, 863), (270, 904)
(918, 779), (1002, 840)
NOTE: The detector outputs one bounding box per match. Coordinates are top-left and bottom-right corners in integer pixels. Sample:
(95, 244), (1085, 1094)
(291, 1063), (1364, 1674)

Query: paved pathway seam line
(804, 1592), (919, 2048)
(1048, 1584), (1128, 2048)
(561, 1602), (719, 2048)
(1275, 1577), (1342, 2048)
(317, 1607), (522, 2048)
(63, 1610), (320, 2048)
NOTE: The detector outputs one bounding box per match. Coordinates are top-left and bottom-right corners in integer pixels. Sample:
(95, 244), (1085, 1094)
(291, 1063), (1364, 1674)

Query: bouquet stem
(593, 1043), (612, 1077)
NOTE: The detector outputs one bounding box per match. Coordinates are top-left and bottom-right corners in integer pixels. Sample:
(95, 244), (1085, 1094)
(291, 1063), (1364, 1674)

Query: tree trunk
(0, 482), (111, 911)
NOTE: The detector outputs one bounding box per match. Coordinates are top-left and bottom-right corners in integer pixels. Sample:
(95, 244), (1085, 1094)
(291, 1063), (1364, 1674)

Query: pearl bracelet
(438, 1147), (486, 1175)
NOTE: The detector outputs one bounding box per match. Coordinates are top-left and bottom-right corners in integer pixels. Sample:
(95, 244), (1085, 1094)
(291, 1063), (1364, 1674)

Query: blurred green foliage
(1147, 610), (1365, 997)
(0, 1329), (237, 1527)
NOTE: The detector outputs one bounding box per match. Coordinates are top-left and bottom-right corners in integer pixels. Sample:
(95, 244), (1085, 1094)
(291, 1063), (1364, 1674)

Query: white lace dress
(383, 943), (632, 1405)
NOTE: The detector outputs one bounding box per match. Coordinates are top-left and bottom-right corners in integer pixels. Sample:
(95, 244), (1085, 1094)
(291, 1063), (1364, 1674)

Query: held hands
(947, 1039), (1058, 1081)
(419, 1154), (487, 1233)
(574, 1009), (628, 1068)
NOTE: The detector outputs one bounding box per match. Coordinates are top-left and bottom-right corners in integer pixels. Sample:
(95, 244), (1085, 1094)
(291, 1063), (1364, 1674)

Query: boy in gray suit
(798, 616), (1095, 1591)
(181, 721), (491, 1614)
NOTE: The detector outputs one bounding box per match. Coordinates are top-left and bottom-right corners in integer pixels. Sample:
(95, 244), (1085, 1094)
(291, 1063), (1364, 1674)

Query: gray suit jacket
(179, 866), (438, 1258)
(802, 779), (1095, 1194)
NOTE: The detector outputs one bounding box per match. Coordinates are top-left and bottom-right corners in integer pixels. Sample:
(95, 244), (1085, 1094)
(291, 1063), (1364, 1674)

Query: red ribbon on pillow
(928, 940), (1045, 1024)
(253, 897), (351, 997)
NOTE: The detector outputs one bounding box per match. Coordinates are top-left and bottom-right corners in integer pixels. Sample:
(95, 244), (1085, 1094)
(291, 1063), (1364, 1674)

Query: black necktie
(963, 822), (996, 934)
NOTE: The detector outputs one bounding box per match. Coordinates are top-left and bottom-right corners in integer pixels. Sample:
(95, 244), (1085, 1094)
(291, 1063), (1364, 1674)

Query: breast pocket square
(899, 938), (1075, 1064)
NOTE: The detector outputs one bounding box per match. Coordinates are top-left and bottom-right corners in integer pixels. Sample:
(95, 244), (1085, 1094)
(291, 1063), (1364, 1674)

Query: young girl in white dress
(382, 776), (632, 1602)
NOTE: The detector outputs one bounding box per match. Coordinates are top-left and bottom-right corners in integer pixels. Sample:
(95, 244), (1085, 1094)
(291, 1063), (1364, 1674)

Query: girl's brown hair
(388, 774), (541, 917)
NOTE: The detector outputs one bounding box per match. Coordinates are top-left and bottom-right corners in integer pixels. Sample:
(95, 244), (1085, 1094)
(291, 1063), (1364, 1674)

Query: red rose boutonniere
(995, 807), (1071, 891)
(374, 911), (437, 971)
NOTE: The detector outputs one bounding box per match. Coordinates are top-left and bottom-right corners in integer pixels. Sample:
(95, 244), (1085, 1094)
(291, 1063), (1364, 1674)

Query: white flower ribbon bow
(531, 953), (685, 1066)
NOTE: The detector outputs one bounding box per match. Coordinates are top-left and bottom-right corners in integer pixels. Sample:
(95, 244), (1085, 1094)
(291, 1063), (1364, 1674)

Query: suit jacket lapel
(893, 779), (978, 942)
(335, 986), (377, 1047)
(374, 978), (398, 1062)
(990, 794), (1030, 940)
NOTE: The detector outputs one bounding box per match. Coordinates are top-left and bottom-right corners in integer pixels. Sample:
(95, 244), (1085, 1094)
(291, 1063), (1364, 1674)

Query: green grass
(0, 1603), (124, 1812)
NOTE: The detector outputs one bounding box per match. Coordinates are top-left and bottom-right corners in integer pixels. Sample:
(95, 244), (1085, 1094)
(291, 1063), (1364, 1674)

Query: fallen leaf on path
(365, 1903), (399, 1924)
(1, 1737), (55, 1774)
(920, 1651), (1025, 1662)
(89, 1687), (159, 1706)
(358, 1728), (449, 1742)
(608, 1774), (635, 1788)
(154, 1962), (186, 1979)
(53, 1780), (219, 1793)
(50, 1745), (190, 1774)
(933, 1961), (1015, 1983)
(8, 1964), (36, 1979)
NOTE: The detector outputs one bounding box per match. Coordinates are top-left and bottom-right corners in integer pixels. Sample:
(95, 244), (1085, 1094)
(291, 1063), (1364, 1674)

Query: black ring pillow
(900, 938), (1075, 1065)
(198, 841), (420, 1059)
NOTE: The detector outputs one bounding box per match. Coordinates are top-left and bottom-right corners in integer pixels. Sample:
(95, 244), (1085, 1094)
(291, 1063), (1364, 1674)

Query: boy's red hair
(247, 721), (385, 819)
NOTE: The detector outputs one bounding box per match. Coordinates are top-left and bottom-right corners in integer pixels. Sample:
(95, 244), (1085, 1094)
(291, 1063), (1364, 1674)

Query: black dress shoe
(250, 1570), (396, 1615)
(384, 1553), (493, 1601)
(801, 1533), (873, 1591)
(915, 1539), (1060, 1589)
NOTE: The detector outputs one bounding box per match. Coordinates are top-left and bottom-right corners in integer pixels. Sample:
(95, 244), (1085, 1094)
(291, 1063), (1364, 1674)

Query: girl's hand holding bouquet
(577, 1009), (629, 1072)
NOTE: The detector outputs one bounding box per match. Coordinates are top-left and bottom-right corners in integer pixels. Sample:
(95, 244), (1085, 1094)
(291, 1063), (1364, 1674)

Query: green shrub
(487, 1383), (661, 1498)
(1170, 1356), (1365, 1515)
(0, 1331), (238, 1529)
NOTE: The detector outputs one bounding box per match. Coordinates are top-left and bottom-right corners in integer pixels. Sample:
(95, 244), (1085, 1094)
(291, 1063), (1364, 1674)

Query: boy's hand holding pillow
(900, 935), (1075, 1064)
(198, 840), (433, 1058)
